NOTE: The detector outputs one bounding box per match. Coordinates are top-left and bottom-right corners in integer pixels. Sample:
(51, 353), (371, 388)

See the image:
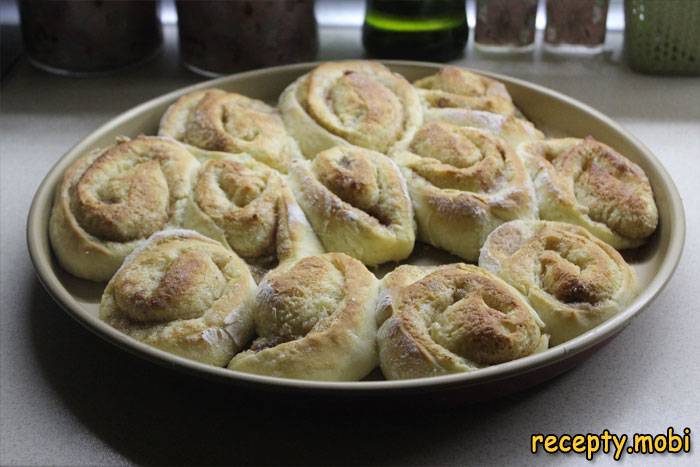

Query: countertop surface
(1, 27), (699, 466)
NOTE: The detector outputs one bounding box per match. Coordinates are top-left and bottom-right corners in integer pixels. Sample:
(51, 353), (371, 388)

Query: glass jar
(624, 0), (700, 75)
(475, 0), (538, 53)
(545, 0), (610, 53)
(17, 0), (162, 76)
(175, 0), (318, 77)
(363, 0), (468, 62)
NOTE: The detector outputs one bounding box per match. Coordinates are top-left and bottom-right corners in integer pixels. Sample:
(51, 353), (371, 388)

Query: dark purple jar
(18, 0), (162, 75)
(475, 0), (538, 52)
(175, 0), (318, 76)
(545, 0), (610, 52)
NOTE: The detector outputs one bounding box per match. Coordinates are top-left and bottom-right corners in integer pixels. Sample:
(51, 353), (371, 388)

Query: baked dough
(46, 63), (650, 383)
(377, 263), (548, 380)
(100, 230), (258, 366)
(159, 89), (297, 173)
(228, 253), (379, 381)
(479, 220), (638, 345)
(279, 60), (423, 157)
(49, 136), (199, 281)
(391, 122), (537, 261)
(414, 66), (516, 117)
(423, 108), (544, 149)
(288, 146), (415, 266)
(181, 151), (323, 279)
(518, 137), (659, 248)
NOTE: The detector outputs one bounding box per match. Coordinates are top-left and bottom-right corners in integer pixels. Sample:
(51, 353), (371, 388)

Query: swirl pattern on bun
(228, 253), (379, 381)
(377, 263), (548, 380)
(391, 122), (537, 261)
(414, 66), (516, 117)
(479, 220), (638, 345)
(45, 62), (651, 382)
(518, 137), (659, 249)
(288, 146), (415, 266)
(49, 136), (199, 281)
(159, 89), (296, 172)
(423, 108), (544, 149)
(100, 230), (258, 366)
(279, 60), (423, 157)
(181, 152), (323, 279)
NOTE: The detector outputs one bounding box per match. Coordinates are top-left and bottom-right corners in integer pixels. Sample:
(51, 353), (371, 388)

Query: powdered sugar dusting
(385, 156), (412, 203)
(480, 219), (537, 273)
(113, 229), (214, 277)
(202, 327), (231, 346)
(424, 108), (506, 134)
(287, 200), (311, 227)
(374, 288), (396, 325)
(223, 305), (254, 348)
(255, 279), (277, 304)
(343, 209), (360, 222)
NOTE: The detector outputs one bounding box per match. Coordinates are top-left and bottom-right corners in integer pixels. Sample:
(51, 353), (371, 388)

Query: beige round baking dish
(26, 61), (685, 399)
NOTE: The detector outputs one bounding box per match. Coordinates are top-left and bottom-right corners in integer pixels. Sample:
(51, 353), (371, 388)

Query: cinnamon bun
(414, 66), (517, 117)
(279, 60), (423, 157)
(288, 146), (415, 266)
(518, 137), (658, 248)
(159, 89), (297, 173)
(391, 122), (537, 261)
(49, 136), (198, 281)
(228, 253), (380, 381)
(377, 263), (548, 380)
(181, 152), (323, 279)
(100, 230), (258, 366)
(479, 220), (638, 345)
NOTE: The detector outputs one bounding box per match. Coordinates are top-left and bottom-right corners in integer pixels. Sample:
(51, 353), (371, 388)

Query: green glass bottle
(362, 0), (468, 61)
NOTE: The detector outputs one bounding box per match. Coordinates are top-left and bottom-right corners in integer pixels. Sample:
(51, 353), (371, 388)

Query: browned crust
(479, 220), (638, 345)
(414, 66), (516, 116)
(288, 145), (415, 266)
(279, 60), (423, 156)
(377, 263), (546, 380)
(392, 123), (536, 260)
(519, 137), (658, 248)
(99, 230), (258, 366)
(159, 89), (293, 173)
(48, 136), (197, 281)
(228, 253), (379, 381)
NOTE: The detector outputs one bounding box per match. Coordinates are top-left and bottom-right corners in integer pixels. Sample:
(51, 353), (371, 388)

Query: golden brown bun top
(68, 136), (195, 243)
(402, 121), (529, 194)
(255, 255), (342, 340)
(251, 252), (376, 348)
(414, 66), (515, 116)
(189, 151), (322, 275)
(386, 263), (544, 366)
(159, 89), (292, 172)
(310, 146), (410, 226)
(480, 220), (637, 307)
(110, 230), (245, 323)
(297, 60), (421, 153)
(194, 155), (280, 259)
(525, 137), (658, 240)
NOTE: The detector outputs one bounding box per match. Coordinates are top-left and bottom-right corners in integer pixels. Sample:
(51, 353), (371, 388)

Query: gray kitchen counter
(1, 27), (699, 466)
